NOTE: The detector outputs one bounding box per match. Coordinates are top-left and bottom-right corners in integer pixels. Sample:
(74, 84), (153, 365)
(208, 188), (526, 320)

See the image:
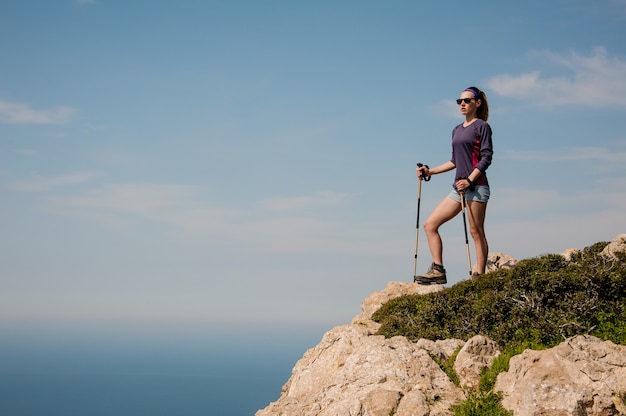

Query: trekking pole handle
(455, 176), (475, 191)
(417, 163), (431, 181)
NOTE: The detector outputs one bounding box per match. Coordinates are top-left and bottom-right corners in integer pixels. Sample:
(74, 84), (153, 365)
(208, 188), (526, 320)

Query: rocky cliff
(256, 235), (626, 416)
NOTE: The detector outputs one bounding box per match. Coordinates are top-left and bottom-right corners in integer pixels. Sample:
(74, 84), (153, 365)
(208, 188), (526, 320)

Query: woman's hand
(456, 178), (473, 191)
(416, 165), (430, 179)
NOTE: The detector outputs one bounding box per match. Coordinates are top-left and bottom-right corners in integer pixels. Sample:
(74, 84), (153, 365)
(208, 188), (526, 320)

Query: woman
(415, 86), (493, 284)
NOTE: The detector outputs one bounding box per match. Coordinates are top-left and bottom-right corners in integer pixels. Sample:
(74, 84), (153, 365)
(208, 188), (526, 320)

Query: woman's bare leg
(423, 197), (461, 265)
(466, 200), (488, 274)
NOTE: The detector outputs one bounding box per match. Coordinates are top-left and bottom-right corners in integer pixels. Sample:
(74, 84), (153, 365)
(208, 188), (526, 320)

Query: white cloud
(487, 72), (541, 96)
(16, 148), (37, 156)
(486, 47), (626, 108)
(261, 190), (354, 212)
(54, 183), (243, 234)
(501, 145), (626, 163)
(9, 172), (96, 192)
(0, 100), (76, 125)
(39, 183), (390, 255)
(491, 205), (625, 259)
(487, 181), (626, 260)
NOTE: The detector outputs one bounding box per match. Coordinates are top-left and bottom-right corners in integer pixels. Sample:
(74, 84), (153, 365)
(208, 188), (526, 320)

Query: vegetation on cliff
(373, 241), (626, 347)
(372, 241), (626, 415)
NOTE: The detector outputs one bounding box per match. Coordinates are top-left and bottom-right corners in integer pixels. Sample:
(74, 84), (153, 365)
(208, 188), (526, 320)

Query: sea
(0, 321), (329, 416)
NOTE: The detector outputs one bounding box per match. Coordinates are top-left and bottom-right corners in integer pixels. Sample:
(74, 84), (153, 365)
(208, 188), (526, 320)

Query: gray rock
(257, 237), (626, 416)
(495, 335), (626, 416)
(255, 323), (466, 416)
(601, 234), (626, 260)
(453, 335), (501, 390)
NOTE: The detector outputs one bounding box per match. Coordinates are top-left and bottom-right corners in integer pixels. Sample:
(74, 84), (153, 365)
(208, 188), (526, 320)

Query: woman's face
(458, 91), (480, 117)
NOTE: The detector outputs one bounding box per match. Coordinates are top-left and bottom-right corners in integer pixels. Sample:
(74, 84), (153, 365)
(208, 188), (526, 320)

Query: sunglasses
(456, 98), (475, 105)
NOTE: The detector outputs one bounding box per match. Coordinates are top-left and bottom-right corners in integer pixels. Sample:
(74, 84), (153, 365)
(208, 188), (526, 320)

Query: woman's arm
(417, 161), (455, 178)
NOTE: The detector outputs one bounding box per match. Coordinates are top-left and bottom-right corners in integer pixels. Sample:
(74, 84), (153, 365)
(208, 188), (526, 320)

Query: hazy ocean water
(0, 322), (328, 416)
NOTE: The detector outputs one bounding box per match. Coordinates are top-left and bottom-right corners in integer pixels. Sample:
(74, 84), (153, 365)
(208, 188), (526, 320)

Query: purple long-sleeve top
(450, 119), (493, 187)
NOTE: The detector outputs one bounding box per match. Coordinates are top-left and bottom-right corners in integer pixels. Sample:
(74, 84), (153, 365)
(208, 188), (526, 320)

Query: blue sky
(1, 0), (625, 328)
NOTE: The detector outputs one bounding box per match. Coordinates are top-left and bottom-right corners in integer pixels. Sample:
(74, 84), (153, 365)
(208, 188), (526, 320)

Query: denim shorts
(447, 185), (490, 203)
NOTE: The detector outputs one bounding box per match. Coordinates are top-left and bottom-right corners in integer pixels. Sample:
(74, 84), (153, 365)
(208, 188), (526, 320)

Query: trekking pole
(413, 163), (430, 281)
(459, 191), (472, 277)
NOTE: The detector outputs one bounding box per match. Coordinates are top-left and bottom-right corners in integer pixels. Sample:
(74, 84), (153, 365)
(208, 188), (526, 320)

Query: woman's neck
(464, 116), (478, 126)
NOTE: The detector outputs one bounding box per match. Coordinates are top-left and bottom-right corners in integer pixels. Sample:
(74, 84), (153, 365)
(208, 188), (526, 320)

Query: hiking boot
(414, 262), (447, 285)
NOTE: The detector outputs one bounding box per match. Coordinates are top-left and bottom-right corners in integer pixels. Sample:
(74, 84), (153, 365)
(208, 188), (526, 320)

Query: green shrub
(370, 241), (626, 414)
(372, 242), (626, 347)
(451, 391), (512, 416)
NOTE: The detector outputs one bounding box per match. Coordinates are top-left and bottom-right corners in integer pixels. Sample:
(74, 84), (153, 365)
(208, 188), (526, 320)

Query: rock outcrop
(256, 283), (466, 416)
(476, 251), (518, 274)
(495, 335), (626, 415)
(256, 241), (626, 416)
(601, 234), (626, 260)
(453, 335), (500, 390)
(257, 322), (466, 416)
